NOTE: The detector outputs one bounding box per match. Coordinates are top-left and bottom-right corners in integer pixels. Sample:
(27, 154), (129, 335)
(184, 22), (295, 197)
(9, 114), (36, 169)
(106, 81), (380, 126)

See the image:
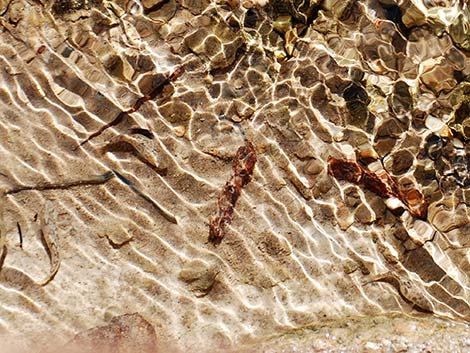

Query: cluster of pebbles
(239, 0), (470, 321)
(2, 0), (470, 350)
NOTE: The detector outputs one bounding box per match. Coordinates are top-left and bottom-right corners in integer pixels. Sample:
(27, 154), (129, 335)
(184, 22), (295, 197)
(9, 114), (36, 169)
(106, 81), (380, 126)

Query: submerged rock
(449, 10), (470, 51)
(60, 314), (157, 353)
(407, 219), (435, 246)
(178, 260), (217, 297)
(52, 0), (87, 14)
(389, 80), (412, 115)
(269, 0), (320, 23)
(428, 197), (468, 233)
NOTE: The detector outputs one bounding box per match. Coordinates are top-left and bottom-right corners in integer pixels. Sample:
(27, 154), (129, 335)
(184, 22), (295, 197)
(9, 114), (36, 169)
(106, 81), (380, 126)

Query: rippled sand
(1, 0), (470, 351)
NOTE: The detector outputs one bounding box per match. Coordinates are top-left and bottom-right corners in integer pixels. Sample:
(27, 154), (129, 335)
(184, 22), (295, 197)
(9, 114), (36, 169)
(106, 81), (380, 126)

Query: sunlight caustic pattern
(1, 0), (470, 351)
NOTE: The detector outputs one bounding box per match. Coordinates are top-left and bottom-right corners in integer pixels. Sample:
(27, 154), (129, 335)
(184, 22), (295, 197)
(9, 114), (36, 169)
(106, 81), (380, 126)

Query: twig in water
(79, 66), (185, 146)
(79, 111), (128, 147)
(5, 171), (115, 195)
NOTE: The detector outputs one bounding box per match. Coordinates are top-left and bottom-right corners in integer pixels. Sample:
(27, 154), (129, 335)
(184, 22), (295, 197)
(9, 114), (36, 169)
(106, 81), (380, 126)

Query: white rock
(408, 220), (435, 246)
(386, 197), (405, 211)
(453, 138), (464, 149)
(416, 93), (435, 111)
(338, 143), (355, 158)
(425, 115), (445, 132)
(368, 161), (383, 173)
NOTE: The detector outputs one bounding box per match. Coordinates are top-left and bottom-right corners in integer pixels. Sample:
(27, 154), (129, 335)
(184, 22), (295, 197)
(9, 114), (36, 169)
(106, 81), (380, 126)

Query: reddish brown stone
(60, 314), (157, 353)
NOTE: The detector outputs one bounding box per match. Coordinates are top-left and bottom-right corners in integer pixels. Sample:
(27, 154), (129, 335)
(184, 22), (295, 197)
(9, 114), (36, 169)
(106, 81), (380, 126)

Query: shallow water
(1, 0), (470, 351)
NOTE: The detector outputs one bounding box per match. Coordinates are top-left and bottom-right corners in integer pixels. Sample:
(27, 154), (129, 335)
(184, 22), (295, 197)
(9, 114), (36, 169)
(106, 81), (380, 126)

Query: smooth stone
(98, 225), (133, 248)
(421, 61), (457, 94)
(391, 149), (414, 175)
(273, 15), (292, 33)
(428, 198), (468, 233)
(376, 118), (405, 138)
(407, 219), (435, 246)
(386, 197), (406, 211)
(344, 186), (361, 208)
(425, 115), (445, 132)
(336, 205), (354, 231)
(173, 125), (186, 137)
(374, 137), (397, 157)
(354, 204), (375, 224)
(303, 158), (324, 175)
(390, 81), (413, 115)
(178, 260), (217, 297)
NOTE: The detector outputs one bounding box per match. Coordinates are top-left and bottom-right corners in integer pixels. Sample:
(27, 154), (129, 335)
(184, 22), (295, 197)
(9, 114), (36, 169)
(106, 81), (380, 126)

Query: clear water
(1, 0), (470, 352)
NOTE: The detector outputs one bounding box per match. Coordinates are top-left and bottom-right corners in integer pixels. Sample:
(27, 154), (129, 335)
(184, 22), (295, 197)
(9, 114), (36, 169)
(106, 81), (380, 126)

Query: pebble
(174, 125), (186, 137)
(354, 204), (375, 224)
(178, 260), (217, 297)
(390, 149), (414, 175)
(407, 219), (435, 246)
(303, 158), (323, 175)
(336, 205), (354, 230)
(421, 61), (457, 94)
(425, 115), (445, 132)
(428, 198), (468, 233)
(97, 222), (133, 248)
